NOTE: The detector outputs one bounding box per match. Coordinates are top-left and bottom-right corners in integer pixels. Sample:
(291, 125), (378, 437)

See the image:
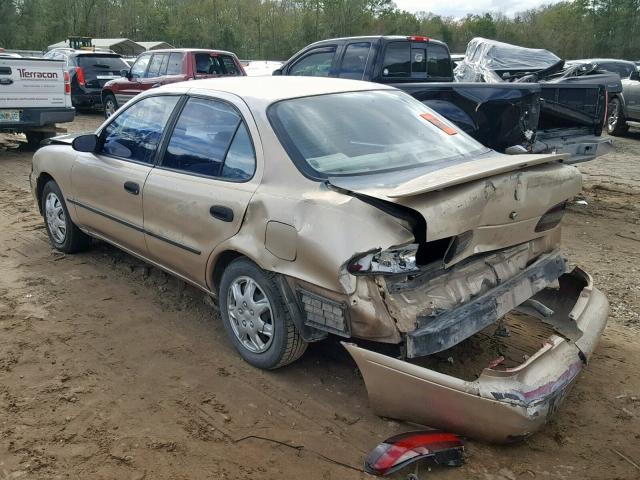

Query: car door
(70, 94), (181, 254)
(142, 93), (262, 285)
(139, 52), (169, 90)
(624, 69), (640, 120)
(115, 53), (151, 105)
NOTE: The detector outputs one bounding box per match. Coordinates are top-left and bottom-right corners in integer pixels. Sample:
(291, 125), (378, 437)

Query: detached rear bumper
(344, 267), (608, 443)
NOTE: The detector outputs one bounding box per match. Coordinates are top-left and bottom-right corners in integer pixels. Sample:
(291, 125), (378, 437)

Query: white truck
(0, 56), (74, 148)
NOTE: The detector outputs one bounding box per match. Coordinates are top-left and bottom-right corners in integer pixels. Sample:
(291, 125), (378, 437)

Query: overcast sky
(394, 0), (564, 18)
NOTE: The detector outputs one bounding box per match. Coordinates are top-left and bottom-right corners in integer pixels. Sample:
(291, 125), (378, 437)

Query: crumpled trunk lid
(329, 153), (581, 266)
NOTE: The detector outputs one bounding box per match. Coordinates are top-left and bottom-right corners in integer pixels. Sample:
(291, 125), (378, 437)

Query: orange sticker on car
(420, 113), (457, 135)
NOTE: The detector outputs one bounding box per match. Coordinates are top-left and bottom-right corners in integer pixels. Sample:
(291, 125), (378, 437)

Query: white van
(0, 56), (74, 148)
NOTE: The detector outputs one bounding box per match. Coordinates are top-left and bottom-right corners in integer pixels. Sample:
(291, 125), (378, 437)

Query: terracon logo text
(17, 68), (58, 79)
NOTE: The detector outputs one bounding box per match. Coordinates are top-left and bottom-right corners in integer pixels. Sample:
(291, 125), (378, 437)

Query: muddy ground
(0, 114), (639, 479)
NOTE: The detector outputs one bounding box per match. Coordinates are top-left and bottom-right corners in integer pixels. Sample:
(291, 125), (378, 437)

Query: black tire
(24, 131), (54, 151)
(41, 180), (91, 253)
(219, 258), (307, 369)
(607, 97), (629, 136)
(103, 93), (118, 119)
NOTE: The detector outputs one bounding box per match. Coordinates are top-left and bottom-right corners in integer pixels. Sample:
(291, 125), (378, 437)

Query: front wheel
(607, 97), (629, 136)
(219, 258), (307, 369)
(41, 180), (91, 253)
(103, 93), (118, 119)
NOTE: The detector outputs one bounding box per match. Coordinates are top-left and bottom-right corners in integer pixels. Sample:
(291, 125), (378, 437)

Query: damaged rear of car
(264, 86), (609, 442)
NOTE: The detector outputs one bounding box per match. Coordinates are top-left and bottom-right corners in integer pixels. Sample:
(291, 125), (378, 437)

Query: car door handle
(124, 181), (140, 195)
(209, 205), (234, 222)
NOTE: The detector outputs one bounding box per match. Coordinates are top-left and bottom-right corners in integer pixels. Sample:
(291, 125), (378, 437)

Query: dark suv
(101, 49), (246, 118)
(44, 49), (130, 111)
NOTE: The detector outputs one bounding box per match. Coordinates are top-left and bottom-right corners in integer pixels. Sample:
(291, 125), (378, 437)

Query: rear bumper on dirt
(344, 267), (608, 443)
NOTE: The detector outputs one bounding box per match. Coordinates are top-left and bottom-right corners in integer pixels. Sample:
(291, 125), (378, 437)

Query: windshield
(268, 90), (487, 177)
(77, 55), (128, 71)
(597, 62), (635, 78)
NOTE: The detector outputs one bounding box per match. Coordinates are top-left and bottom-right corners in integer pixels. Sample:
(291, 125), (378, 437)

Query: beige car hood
(329, 152), (581, 266)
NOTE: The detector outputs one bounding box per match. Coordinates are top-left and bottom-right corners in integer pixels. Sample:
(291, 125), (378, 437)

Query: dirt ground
(0, 114), (639, 480)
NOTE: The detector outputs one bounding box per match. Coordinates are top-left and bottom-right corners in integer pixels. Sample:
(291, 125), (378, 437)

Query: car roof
(570, 58), (636, 66)
(140, 48), (237, 56)
(306, 35), (448, 47)
(165, 76), (393, 106)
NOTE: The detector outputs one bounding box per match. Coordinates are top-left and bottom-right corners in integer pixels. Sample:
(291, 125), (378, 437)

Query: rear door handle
(209, 205), (234, 222)
(124, 181), (140, 195)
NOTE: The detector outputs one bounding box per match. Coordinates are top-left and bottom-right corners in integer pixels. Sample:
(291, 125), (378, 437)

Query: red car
(101, 48), (246, 118)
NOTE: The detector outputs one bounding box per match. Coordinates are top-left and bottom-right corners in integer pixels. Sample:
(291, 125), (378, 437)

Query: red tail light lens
(75, 67), (85, 86)
(407, 35), (430, 42)
(365, 430), (464, 476)
(63, 71), (70, 94)
(535, 201), (567, 232)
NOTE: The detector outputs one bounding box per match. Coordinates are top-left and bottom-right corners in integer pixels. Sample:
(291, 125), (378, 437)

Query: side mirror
(630, 69), (640, 81)
(72, 134), (98, 153)
(120, 68), (130, 78)
(272, 68), (283, 76)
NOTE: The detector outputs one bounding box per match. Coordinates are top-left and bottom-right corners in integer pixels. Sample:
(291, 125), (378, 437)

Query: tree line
(1, 0), (639, 61)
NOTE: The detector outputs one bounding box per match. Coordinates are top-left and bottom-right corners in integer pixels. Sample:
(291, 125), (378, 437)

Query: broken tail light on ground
(364, 430), (464, 476)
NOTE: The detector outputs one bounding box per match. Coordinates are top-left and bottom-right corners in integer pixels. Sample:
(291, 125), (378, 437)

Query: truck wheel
(103, 93), (118, 119)
(607, 98), (629, 136)
(41, 180), (91, 253)
(219, 258), (307, 369)
(24, 131), (54, 151)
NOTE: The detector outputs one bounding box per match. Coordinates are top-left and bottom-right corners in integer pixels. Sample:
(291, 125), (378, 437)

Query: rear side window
(131, 55), (151, 79)
(427, 44), (452, 78)
(146, 54), (165, 78)
(339, 42), (371, 79)
(598, 62), (635, 78)
(100, 95), (180, 164)
(382, 42), (410, 78)
(289, 49), (335, 77)
(162, 97), (255, 181)
(166, 52), (183, 75)
(194, 53), (242, 76)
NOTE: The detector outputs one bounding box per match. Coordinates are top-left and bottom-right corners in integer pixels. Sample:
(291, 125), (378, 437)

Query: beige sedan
(31, 77), (608, 441)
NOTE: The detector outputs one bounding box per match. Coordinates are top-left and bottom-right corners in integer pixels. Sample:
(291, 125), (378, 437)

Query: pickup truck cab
(102, 48), (246, 118)
(275, 35), (453, 82)
(0, 56), (74, 148)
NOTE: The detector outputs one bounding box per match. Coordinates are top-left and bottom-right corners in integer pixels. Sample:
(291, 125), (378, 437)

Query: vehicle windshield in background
(76, 55), (128, 72)
(595, 62), (635, 78)
(269, 90), (487, 177)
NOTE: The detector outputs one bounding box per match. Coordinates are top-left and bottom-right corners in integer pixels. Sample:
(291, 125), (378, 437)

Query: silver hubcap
(227, 276), (274, 353)
(608, 102), (619, 129)
(45, 192), (66, 244)
(105, 99), (116, 117)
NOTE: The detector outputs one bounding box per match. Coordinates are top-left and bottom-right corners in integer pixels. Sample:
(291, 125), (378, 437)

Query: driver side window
(131, 54), (151, 79)
(288, 49), (335, 77)
(100, 95), (180, 164)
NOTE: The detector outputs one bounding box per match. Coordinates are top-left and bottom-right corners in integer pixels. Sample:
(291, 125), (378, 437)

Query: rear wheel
(103, 93), (118, 119)
(24, 131), (54, 150)
(219, 258), (307, 369)
(607, 97), (629, 136)
(41, 180), (91, 253)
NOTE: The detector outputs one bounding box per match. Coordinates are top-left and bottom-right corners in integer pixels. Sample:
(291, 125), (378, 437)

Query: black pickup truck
(275, 35), (613, 163)
(563, 59), (640, 136)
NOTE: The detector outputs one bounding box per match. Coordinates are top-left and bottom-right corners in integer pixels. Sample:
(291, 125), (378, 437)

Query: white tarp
(454, 37), (561, 83)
